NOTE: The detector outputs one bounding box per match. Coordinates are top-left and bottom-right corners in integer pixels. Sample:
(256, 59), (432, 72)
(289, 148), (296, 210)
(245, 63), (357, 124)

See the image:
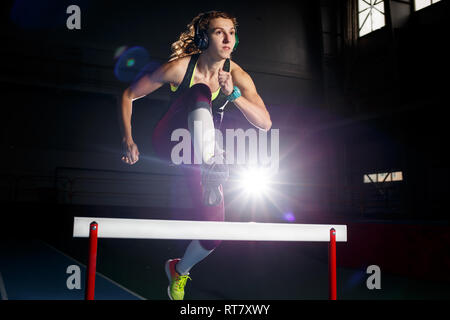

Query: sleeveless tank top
(169, 54), (230, 129)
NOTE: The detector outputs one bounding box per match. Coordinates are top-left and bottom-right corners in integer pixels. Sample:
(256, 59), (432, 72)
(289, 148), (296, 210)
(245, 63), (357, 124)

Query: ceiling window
(414, 0), (441, 11)
(364, 171), (403, 183)
(358, 0), (386, 37)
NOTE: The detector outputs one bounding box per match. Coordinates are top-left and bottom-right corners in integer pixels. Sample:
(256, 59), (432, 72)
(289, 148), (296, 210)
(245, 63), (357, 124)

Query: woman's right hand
(121, 139), (140, 165)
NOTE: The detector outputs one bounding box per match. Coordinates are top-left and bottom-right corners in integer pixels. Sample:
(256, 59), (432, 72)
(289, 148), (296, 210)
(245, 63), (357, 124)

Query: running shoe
(165, 258), (191, 300)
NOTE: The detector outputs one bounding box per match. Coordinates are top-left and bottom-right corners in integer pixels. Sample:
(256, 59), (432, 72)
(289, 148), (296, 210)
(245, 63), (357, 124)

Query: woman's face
(206, 17), (236, 59)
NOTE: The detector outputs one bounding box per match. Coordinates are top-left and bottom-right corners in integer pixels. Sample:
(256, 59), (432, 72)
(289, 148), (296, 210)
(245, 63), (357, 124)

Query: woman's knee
(186, 83), (212, 112)
(190, 83), (212, 99)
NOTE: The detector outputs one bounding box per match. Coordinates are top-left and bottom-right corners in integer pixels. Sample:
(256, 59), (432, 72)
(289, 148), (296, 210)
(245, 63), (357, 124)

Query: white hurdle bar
(73, 217), (347, 300)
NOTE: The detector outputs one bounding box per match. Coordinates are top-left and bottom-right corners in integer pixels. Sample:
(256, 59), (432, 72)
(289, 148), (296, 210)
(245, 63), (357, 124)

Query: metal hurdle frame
(73, 217), (347, 300)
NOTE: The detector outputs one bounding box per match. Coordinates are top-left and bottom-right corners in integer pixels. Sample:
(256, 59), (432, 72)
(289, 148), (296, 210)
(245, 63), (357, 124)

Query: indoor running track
(0, 239), (144, 300)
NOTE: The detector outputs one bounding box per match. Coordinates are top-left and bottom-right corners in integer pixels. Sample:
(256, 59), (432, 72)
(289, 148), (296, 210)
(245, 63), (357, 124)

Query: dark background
(0, 0), (449, 300)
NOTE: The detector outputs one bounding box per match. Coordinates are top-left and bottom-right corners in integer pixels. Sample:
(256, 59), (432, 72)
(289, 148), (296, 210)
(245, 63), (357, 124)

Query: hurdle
(73, 217), (347, 300)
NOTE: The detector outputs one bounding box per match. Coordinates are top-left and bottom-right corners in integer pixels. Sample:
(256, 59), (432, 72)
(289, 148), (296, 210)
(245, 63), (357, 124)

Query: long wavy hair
(169, 11), (238, 61)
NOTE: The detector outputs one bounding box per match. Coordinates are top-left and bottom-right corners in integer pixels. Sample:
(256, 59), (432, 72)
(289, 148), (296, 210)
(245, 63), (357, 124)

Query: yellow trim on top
(170, 60), (221, 101)
(210, 87), (220, 101)
(189, 60), (197, 88)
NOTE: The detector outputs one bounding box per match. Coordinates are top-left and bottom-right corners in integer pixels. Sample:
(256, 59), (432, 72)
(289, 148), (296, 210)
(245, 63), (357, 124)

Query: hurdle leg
(85, 221), (98, 300)
(329, 228), (337, 300)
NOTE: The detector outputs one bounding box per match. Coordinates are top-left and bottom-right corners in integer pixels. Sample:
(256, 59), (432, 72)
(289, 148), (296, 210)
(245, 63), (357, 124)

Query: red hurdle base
(329, 228), (337, 300)
(85, 221), (98, 300)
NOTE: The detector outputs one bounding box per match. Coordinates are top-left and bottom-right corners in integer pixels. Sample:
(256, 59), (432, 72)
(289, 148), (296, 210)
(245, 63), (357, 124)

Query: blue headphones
(194, 12), (239, 52)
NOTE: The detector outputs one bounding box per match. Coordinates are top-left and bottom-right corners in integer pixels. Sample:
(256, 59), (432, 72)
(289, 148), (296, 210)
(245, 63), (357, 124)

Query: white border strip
(73, 217), (347, 242)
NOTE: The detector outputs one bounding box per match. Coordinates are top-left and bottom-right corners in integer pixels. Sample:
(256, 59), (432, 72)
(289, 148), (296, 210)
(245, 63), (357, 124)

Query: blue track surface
(0, 239), (143, 300)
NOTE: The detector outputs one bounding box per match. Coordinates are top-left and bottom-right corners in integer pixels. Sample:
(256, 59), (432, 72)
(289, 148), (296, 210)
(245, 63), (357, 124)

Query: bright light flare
(239, 166), (271, 196)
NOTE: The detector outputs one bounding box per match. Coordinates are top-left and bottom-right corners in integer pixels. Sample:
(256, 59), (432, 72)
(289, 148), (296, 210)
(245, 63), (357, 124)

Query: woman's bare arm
(119, 58), (185, 164)
(229, 65), (272, 131)
(120, 61), (182, 141)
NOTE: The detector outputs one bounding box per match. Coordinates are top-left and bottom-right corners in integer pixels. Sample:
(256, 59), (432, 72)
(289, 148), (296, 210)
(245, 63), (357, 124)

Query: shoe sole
(164, 260), (174, 300)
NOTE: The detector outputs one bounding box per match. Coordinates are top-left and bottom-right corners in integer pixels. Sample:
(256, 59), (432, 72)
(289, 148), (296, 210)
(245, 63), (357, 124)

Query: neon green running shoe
(165, 258), (191, 300)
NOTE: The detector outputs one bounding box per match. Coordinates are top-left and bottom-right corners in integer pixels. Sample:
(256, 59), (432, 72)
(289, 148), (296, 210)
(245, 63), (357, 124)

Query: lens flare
(283, 212), (295, 222)
(114, 46), (128, 60)
(239, 166), (271, 196)
(126, 58), (135, 67)
(114, 46), (150, 82)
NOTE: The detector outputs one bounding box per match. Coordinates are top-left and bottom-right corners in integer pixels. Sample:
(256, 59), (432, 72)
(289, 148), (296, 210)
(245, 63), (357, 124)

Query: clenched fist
(121, 139), (140, 165)
(218, 58), (233, 96)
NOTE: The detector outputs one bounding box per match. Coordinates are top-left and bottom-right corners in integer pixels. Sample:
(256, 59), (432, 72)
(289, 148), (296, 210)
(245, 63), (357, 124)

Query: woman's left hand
(218, 68), (234, 96)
